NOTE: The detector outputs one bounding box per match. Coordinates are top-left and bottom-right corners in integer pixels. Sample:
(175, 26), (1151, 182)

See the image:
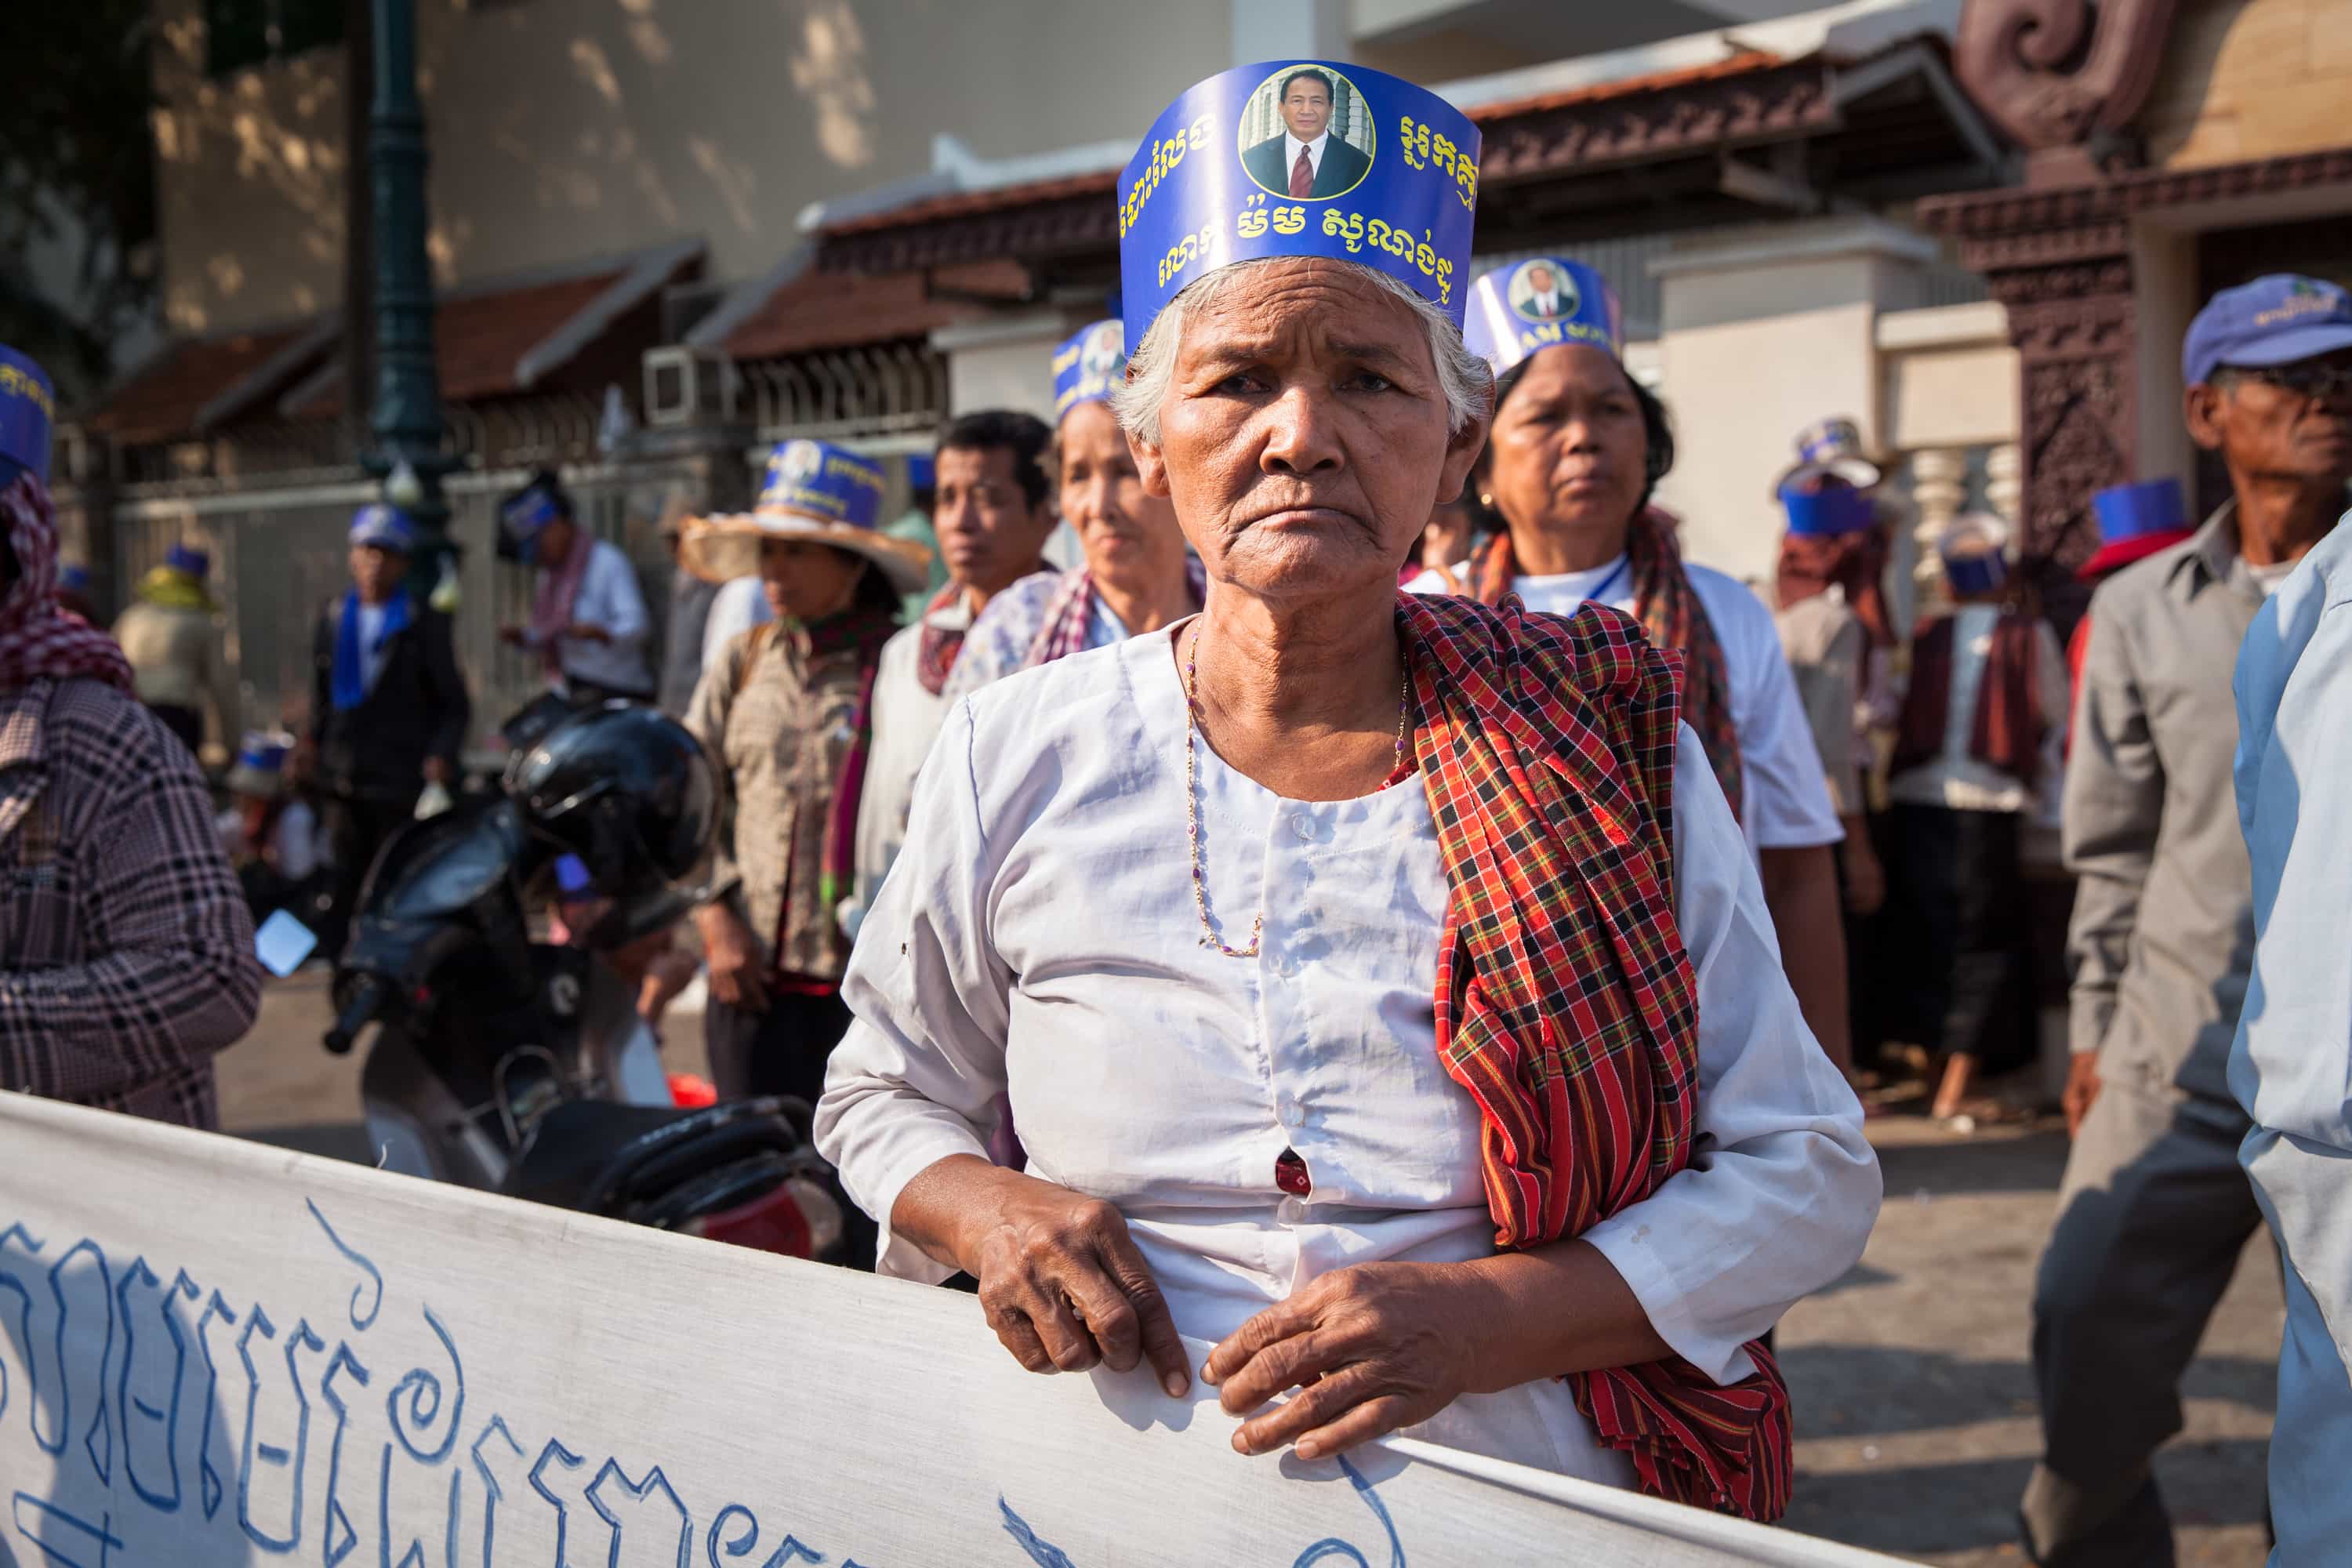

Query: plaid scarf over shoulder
(1470, 508), (1744, 821)
(1400, 590), (1792, 1519)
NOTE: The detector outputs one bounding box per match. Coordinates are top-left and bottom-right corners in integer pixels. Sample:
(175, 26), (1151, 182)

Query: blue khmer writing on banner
(1116, 60), (1481, 346)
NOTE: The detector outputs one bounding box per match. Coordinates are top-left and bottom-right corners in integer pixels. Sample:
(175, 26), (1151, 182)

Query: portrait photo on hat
(1236, 65), (1377, 204)
(679, 438), (929, 593)
(1052, 320), (1129, 421)
(1118, 59), (1479, 347)
(1463, 256), (1621, 375)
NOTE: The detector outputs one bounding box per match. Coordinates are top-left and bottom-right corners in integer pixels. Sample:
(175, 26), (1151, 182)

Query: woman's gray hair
(1111, 258), (1490, 446)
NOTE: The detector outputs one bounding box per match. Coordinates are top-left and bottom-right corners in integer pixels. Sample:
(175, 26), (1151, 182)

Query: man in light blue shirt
(2233, 506), (2352, 1566)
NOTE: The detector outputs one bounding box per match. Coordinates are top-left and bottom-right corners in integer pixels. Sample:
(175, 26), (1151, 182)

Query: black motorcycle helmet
(504, 703), (720, 908)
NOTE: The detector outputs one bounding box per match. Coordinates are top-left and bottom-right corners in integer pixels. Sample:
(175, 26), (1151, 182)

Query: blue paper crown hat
(1116, 60), (1481, 350)
(679, 437), (931, 594)
(0, 346), (55, 489)
(2090, 477), (2187, 543)
(1462, 258), (1622, 376)
(1938, 514), (2011, 597)
(1779, 417), (1882, 491)
(1053, 320), (1129, 422)
(1778, 482), (1876, 539)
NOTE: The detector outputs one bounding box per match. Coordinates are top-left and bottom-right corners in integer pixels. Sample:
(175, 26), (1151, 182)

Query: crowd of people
(2, 53), (2350, 1562)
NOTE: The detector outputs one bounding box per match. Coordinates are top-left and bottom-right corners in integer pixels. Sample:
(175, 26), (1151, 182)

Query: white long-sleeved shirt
(532, 539), (653, 695)
(2230, 514), (2352, 1563)
(818, 626), (1881, 1486)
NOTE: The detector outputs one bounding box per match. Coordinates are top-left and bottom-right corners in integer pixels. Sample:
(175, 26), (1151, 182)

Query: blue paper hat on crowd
(1462, 258), (1623, 376)
(165, 544), (211, 581)
(1777, 416), (1882, 491)
(1116, 60), (1480, 349)
(496, 474), (570, 564)
(680, 437), (930, 593)
(57, 563), (90, 594)
(349, 502), (419, 554)
(906, 452), (935, 494)
(2080, 477), (2193, 580)
(227, 731), (294, 800)
(1778, 481), (1877, 539)
(0, 346), (55, 491)
(1052, 320), (1129, 422)
(1937, 514), (2011, 598)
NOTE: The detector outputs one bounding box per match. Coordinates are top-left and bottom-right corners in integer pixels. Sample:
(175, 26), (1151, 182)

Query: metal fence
(101, 456), (704, 765)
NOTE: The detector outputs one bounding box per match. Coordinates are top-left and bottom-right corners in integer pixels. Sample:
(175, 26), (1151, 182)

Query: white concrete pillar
(1230, 0), (1351, 64)
(1648, 216), (1943, 588)
(1909, 446), (1968, 611)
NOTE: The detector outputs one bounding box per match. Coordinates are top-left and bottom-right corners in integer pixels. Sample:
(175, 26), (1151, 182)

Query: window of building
(204, 0), (347, 78)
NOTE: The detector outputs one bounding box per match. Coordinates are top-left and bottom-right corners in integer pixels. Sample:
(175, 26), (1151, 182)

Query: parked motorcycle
(320, 703), (841, 1259)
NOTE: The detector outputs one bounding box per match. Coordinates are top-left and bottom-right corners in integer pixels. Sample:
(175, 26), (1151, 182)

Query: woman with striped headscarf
(1415, 258), (1851, 1073)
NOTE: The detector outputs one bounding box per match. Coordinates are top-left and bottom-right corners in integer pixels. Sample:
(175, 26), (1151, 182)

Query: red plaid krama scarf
(1023, 559), (1209, 669)
(1399, 590), (1791, 1519)
(1469, 506), (1744, 821)
(0, 473), (132, 693)
(913, 579), (971, 696)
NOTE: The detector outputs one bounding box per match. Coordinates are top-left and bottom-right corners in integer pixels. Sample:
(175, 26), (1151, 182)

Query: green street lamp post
(361, 0), (458, 588)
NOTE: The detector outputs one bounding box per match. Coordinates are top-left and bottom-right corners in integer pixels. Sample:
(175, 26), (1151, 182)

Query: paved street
(218, 975), (2280, 1566)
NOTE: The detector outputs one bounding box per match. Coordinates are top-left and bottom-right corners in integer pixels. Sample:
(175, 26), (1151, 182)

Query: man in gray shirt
(2023, 274), (2352, 1566)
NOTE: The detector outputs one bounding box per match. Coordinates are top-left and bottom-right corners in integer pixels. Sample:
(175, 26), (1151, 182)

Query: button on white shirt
(818, 626), (1879, 1487)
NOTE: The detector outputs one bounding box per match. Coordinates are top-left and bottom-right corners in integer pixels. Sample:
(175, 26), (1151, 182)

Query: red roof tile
(85, 327), (309, 443)
(295, 269), (628, 416)
(725, 268), (971, 362)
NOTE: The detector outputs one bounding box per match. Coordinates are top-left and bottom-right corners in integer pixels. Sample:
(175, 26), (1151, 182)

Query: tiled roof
(89, 242), (702, 439)
(85, 327), (314, 443)
(724, 258), (1032, 362)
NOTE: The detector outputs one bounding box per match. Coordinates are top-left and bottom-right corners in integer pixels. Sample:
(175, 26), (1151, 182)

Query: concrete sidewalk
(216, 976), (2279, 1566)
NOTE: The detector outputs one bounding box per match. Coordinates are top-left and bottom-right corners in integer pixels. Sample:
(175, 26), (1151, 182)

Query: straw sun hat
(679, 438), (930, 594)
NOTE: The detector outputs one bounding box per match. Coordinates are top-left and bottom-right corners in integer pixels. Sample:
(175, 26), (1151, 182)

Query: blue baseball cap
(2183, 274), (2352, 387)
(0, 346), (55, 488)
(1052, 320), (1128, 422)
(350, 502), (419, 554)
(1463, 258), (1621, 376)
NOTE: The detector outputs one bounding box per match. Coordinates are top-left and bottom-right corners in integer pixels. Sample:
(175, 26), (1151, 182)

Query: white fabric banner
(0, 1092), (1905, 1567)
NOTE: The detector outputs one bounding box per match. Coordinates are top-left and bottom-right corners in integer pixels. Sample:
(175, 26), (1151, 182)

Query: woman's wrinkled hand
(1203, 1261), (1484, 1461)
(954, 1174), (1192, 1398)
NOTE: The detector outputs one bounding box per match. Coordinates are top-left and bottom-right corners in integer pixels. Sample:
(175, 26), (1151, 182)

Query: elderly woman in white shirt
(818, 63), (1875, 1521)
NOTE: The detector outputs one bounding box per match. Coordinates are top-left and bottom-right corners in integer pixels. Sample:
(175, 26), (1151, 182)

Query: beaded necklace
(1181, 624), (1413, 959)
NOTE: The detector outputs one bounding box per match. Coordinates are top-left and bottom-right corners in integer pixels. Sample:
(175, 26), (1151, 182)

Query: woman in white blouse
(818, 255), (1882, 1504)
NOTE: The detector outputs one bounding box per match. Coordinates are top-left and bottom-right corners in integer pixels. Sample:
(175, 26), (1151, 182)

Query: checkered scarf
(912, 579), (971, 696)
(1022, 558), (1207, 669)
(1401, 590), (1791, 1519)
(1469, 506), (1744, 822)
(0, 473), (132, 694)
